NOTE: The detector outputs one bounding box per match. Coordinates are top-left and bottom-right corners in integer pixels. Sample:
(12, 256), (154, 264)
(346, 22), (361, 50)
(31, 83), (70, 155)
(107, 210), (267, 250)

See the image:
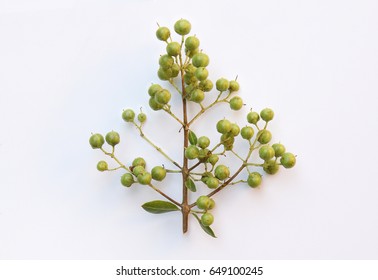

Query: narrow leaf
(185, 178), (197, 192)
(142, 200), (180, 214)
(192, 213), (217, 238)
(188, 130), (198, 145)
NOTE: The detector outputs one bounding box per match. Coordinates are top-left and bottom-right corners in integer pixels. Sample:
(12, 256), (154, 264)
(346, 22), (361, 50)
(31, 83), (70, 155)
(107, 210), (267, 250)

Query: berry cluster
(89, 19), (296, 237)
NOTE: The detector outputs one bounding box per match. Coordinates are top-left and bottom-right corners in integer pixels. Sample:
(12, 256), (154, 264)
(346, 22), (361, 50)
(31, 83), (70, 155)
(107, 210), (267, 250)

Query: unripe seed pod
(229, 96), (243, 110)
(241, 126), (254, 140)
(247, 172), (262, 188)
(198, 148), (210, 162)
(201, 172), (214, 184)
(259, 145), (276, 161)
(196, 195), (211, 210)
(280, 152), (296, 168)
(171, 64), (180, 78)
(185, 36), (200, 51)
(258, 130), (272, 144)
(197, 136), (210, 149)
(132, 165), (145, 177)
(148, 84), (162, 97)
(220, 133), (234, 146)
(263, 160), (280, 175)
(184, 74), (197, 85)
(121, 173), (134, 187)
(156, 26), (170, 41)
(260, 108), (274, 122)
(97, 160), (108, 172)
(192, 53), (210, 67)
(149, 97), (164, 111)
(214, 165), (230, 180)
(89, 133), (105, 149)
(189, 89), (205, 103)
(247, 111), (260, 124)
(151, 166), (167, 181)
(206, 177), (219, 189)
(199, 79), (213, 92)
(208, 154), (219, 166)
(186, 47), (199, 58)
(201, 213), (214, 226)
(155, 89), (171, 104)
(229, 80), (240, 92)
(157, 67), (172, 81)
(122, 109), (135, 122)
(194, 67), (209, 81)
(216, 78), (229, 91)
(132, 157), (146, 168)
(105, 131), (120, 146)
(185, 145), (199, 160)
(158, 54), (174, 69)
(137, 172), (152, 185)
(230, 123), (240, 136)
(166, 42), (181, 56)
(216, 119), (232, 134)
(185, 64), (196, 75)
(137, 112), (147, 123)
(272, 143), (286, 157)
(174, 19), (191, 35)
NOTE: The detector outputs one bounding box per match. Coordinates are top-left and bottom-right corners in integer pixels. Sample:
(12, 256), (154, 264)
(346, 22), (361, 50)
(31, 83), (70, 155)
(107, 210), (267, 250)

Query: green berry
(229, 96), (243, 110)
(185, 36), (200, 51)
(229, 80), (240, 92)
(260, 108), (274, 122)
(156, 26), (170, 41)
(272, 143), (286, 157)
(198, 148), (210, 162)
(192, 53), (210, 67)
(174, 19), (191, 35)
(189, 89), (205, 103)
(155, 89), (171, 104)
(171, 63), (180, 77)
(247, 172), (262, 188)
(137, 112), (147, 123)
(122, 109), (135, 122)
(280, 152), (296, 168)
(258, 130), (272, 144)
(208, 198), (215, 210)
(186, 47), (198, 58)
(151, 166), (167, 181)
(208, 154), (219, 166)
(148, 84), (162, 97)
(194, 67), (209, 81)
(259, 145), (276, 161)
(199, 79), (213, 92)
(241, 126), (254, 140)
(149, 97), (164, 111)
(247, 111), (260, 124)
(132, 165), (145, 177)
(230, 123), (240, 136)
(263, 160), (280, 175)
(89, 133), (105, 149)
(201, 172), (214, 184)
(197, 136), (210, 149)
(185, 64), (196, 75)
(214, 165), (230, 180)
(216, 119), (232, 134)
(97, 160), (108, 172)
(220, 133), (235, 146)
(184, 73), (197, 85)
(201, 213), (214, 226)
(105, 131), (120, 146)
(158, 54), (174, 69)
(185, 145), (199, 160)
(157, 67), (172, 80)
(206, 177), (219, 189)
(196, 195), (211, 210)
(216, 78), (229, 91)
(121, 173), (134, 187)
(137, 172), (152, 185)
(166, 42), (181, 56)
(132, 157), (146, 168)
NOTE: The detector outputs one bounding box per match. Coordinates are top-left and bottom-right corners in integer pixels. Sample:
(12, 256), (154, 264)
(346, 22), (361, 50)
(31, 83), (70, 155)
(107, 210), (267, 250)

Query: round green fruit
(272, 143), (286, 157)
(230, 123), (240, 136)
(192, 53), (210, 67)
(263, 160), (280, 175)
(260, 108), (274, 122)
(158, 54), (174, 69)
(189, 89), (205, 103)
(241, 126), (254, 140)
(185, 36), (200, 50)
(258, 130), (272, 144)
(196, 195), (211, 210)
(137, 172), (152, 185)
(208, 154), (219, 166)
(199, 79), (213, 92)
(259, 145), (276, 161)
(247, 111), (260, 124)
(155, 89), (171, 104)
(216, 119), (232, 134)
(214, 165), (230, 180)
(185, 145), (199, 160)
(105, 131), (120, 146)
(122, 109), (135, 122)
(206, 177), (219, 189)
(121, 173), (134, 187)
(229, 96), (243, 110)
(174, 19), (191, 35)
(229, 80), (240, 92)
(137, 112), (147, 123)
(201, 213), (214, 226)
(149, 97), (165, 111)
(132, 157), (146, 168)
(247, 172), (262, 188)
(197, 136), (210, 149)
(280, 152), (296, 168)
(157, 67), (172, 81)
(132, 165), (145, 177)
(96, 160), (108, 172)
(148, 84), (162, 97)
(156, 26), (170, 41)
(166, 42), (181, 56)
(194, 67), (209, 81)
(89, 133), (104, 149)
(151, 166), (167, 181)
(216, 78), (229, 92)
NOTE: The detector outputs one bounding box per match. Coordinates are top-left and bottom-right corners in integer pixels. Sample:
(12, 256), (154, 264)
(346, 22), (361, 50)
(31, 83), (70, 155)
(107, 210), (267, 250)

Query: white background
(0, 0), (377, 259)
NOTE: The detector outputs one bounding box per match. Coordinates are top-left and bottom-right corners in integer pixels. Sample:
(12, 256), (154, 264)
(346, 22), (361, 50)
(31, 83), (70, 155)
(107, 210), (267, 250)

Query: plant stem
(148, 183), (181, 206)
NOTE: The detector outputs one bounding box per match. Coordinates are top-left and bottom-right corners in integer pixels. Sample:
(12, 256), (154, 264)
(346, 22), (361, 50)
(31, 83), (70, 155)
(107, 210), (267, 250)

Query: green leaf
(142, 200), (180, 214)
(188, 130), (197, 145)
(185, 178), (197, 192)
(192, 213), (217, 238)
